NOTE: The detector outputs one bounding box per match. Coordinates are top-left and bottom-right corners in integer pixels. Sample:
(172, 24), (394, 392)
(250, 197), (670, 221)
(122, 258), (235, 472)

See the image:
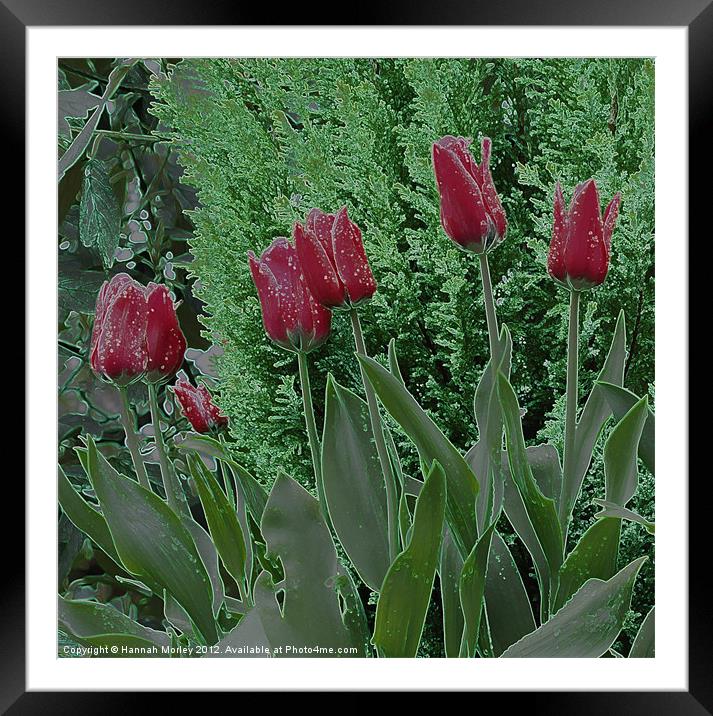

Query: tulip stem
(297, 351), (330, 527)
(118, 386), (151, 491)
(478, 253), (500, 360)
(561, 289), (580, 528)
(148, 382), (189, 517)
(350, 308), (399, 565)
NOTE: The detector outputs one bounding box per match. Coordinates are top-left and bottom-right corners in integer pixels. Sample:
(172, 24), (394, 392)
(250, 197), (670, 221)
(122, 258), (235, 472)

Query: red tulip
(294, 206), (377, 308)
(432, 135), (508, 253)
(90, 274), (149, 384)
(248, 237), (332, 353)
(145, 283), (188, 383)
(547, 180), (621, 290)
(173, 378), (228, 433)
(91, 274), (187, 384)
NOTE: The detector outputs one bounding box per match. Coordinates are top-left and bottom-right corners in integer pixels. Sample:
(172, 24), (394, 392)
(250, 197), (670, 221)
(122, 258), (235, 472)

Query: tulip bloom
(173, 378), (228, 433)
(91, 274), (187, 384)
(432, 136), (508, 253)
(548, 180), (621, 290)
(294, 206), (377, 308)
(248, 237), (332, 353)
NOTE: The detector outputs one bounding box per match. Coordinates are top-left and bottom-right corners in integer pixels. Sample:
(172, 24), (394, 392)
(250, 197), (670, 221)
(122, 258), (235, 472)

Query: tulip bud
(145, 283), (187, 383)
(173, 378), (228, 433)
(90, 273), (149, 385)
(295, 206), (377, 309)
(248, 237), (332, 353)
(432, 135), (508, 253)
(547, 179), (621, 290)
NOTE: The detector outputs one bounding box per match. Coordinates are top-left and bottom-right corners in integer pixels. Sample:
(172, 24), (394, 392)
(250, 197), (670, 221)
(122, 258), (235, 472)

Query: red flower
(90, 274), (149, 384)
(248, 237), (332, 353)
(90, 274), (187, 384)
(145, 283), (187, 383)
(432, 136), (508, 253)
(548, 180), (621, 290)
(173, 378), (228, 433)
(294, 206), (377, 308)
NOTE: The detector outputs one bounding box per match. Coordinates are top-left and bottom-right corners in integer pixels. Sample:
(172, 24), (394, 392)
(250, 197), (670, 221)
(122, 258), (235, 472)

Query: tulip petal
(145, 284), (187, 381)
(174, 379), (227, 433)
(248, 250), (290, 349)
(477, 137), (508, 242)
(602, 192), (622, 251)
(332, 207), (378, 304)
(547, 182), (568, 283)
(294, 222), (346, 308)
(432, 142), (490, 251)
(91, 281), (148, 382)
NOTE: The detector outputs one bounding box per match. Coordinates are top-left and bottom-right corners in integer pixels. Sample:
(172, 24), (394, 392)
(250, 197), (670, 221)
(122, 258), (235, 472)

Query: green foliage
(150, 57), (654, 480)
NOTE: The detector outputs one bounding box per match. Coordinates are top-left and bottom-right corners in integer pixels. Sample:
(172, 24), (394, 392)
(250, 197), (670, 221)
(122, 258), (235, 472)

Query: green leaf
(175, 434), (268, 521)
(502, 556), (646, 657)
(59, 596), (170, 655)
(501, 444), (562, 619)
(459, 523), (495, 657)
(497, 372), (564, 603)
(562, 311), (626, 523)
(629, 606), (655, 657)
(357, 354), (478, 559)
(58, 465), (122, 567)
(597, 382), (655, 474)
(321, 375), (390, 592)
(604, 396), (649, 506)
(373, 461), (446, 657)
(470, 327), (512, 530)
(230, 473), (366, 657)
(79, 158), (122, 268)
(189, 455), (247, 594)
(439, 527), (465, 658)
(58, 88), (101, 137)
(482, 531), (536, 656)
(593, 501), (655, 534)
(553, 517), (621, 612)
(84, 437), (218, 645)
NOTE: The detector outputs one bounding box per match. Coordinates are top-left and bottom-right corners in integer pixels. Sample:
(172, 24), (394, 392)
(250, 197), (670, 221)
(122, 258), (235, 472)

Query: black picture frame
(8, 0), (703, 709)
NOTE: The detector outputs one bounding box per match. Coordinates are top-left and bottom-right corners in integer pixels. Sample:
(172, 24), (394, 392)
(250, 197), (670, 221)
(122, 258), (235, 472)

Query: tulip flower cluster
(90, 273), (226, 435)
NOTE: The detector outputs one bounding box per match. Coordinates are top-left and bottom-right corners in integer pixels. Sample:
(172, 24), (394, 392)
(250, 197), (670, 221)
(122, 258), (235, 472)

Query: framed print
(8, 0), (705, 709)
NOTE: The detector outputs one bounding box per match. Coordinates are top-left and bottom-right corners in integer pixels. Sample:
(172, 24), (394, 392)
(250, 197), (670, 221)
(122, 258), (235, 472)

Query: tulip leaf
(79, 158), (122, 268)
(321, 375), (390, 592)
(596, 382), (655, 474)
(501, 443), (561, 619)
(483, 530), (537, 656)
(593, 500), (655, 534)
(357, 354), (478, 559)
(439, 527), (465, 658)
(604, 396), (649, 507)
(232, 473), (366, 657)
(553, 517), (621, 613)
(629, 606), (655, 657)
(84, 437), (218, 645)
(58, 465), (122, 568)
(189, 454), (247, 595)
(207, 608), (272, 658)
(471, 327), (512, 530)
(502, 556), (646, 657)
(373, 460), (446, 657)
(562, 310), (626, 523)
(175, 433), (268, 521)
(59, 596), (170, 655)
(459, 522), (495, 657)
(497, 372), (564, 604)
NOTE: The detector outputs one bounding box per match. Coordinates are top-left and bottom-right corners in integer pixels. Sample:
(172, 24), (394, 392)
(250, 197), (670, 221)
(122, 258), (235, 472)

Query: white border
(29, 27), (687, 691)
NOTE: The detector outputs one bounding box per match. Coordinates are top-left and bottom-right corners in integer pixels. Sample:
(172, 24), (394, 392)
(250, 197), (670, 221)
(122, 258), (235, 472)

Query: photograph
(56, 56), (656, 660)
